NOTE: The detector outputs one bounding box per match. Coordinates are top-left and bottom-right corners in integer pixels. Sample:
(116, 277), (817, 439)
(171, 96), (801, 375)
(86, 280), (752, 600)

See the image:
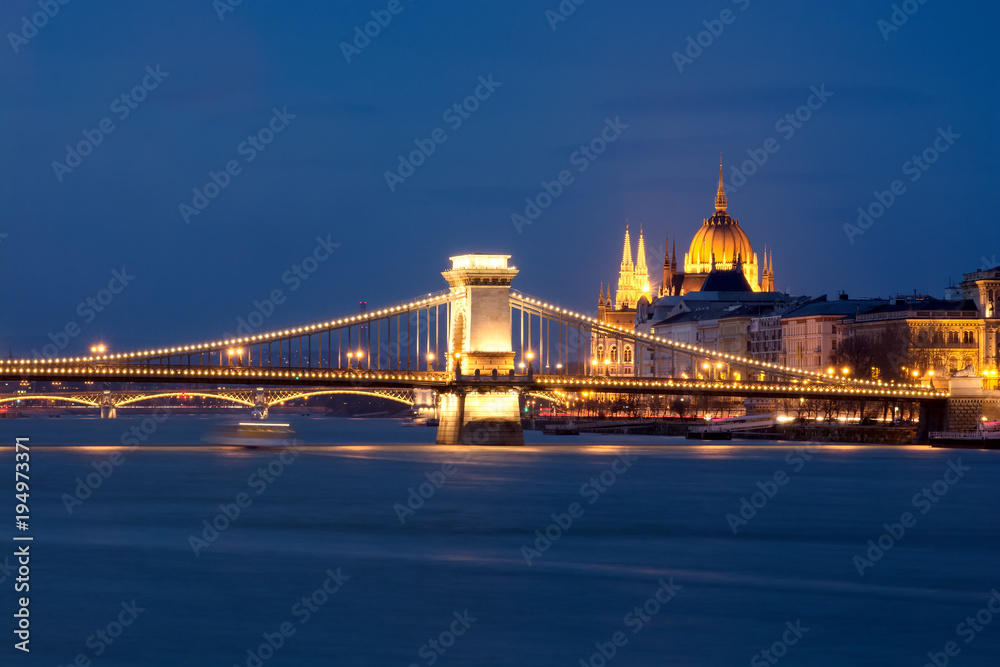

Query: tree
(831, 327), (911, 382)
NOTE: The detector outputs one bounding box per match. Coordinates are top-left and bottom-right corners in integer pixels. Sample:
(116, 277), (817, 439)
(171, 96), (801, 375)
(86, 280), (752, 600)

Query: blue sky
(1, 0), (995, 353)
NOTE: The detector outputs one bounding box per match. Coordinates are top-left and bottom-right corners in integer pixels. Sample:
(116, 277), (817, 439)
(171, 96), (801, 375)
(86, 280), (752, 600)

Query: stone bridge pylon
(437, 255), (524, 446)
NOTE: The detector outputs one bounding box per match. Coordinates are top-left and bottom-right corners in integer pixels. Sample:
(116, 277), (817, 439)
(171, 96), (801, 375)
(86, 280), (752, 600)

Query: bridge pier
(253, 387), (269, 420)
(436, 388), (523, 446)
(438, 254), (524, 446)
(100, 390), (117, 419)
(915, 400), (946, 443)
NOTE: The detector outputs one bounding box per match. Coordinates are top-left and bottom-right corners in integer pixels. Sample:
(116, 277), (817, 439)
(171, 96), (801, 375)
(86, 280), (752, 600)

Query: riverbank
(524, 418), (918, 444)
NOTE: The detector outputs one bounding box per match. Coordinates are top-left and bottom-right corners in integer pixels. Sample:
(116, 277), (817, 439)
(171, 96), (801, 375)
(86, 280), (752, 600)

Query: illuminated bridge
(0, 254), (947, 444)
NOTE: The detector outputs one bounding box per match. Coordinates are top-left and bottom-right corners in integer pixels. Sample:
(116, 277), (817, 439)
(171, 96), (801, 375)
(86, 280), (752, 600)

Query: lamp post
(427, 352), (435, 371)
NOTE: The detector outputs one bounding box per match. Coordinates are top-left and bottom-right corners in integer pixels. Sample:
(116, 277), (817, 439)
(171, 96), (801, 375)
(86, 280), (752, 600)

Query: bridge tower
(438, 254), (524, 445)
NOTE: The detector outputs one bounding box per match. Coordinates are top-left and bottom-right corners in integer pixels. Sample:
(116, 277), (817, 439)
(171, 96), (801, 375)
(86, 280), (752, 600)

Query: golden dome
(686, 164), (754, 269)
(688, 212), (754, 267)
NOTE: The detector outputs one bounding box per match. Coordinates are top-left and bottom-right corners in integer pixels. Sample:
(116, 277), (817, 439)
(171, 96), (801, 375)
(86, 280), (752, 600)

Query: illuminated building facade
(592, 225), (651, 375)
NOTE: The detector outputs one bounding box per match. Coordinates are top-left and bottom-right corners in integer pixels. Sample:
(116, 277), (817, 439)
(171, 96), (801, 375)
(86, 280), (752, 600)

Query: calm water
(1, 416), (998, 666)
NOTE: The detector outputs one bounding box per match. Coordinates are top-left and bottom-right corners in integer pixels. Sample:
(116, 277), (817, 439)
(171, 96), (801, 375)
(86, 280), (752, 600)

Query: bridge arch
(114, 392), (255, 408)
(267, 389), (414, 407)
(0, 395), (99, 407)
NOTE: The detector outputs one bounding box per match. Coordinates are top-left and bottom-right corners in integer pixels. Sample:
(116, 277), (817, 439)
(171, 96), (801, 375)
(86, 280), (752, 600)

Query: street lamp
(427, 352), (434, 370)
(346, 351), (354, 369)
(841, 367), (850, 376)
(90, 344), (106, 354)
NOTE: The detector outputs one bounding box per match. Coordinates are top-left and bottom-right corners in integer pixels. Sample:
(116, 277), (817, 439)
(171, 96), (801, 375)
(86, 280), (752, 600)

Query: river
(1, 416), (997, 665)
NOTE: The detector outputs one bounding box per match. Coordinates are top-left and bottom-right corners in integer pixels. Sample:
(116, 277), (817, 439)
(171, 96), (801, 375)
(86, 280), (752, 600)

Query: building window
(597, 344), (604, 362)
(610, 346), (618, 363)
(624, 346), (632, 363)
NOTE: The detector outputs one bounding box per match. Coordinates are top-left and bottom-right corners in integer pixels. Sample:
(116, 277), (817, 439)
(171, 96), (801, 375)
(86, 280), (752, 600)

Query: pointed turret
(616, 222), (636, 309)
(760, 247), (775, 292)
(598, 282), (607, 320)
(634, 227), (650, 298)
(715, 160), (727, 212)
(635, 227), (648, 274)
(660, 233), (673, 297)
(620, 222), (634, 270)
(671, 238), (678, 273)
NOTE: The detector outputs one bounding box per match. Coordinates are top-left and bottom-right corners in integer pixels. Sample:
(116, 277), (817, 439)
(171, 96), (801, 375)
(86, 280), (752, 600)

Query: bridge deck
(0, 364), (947, 401)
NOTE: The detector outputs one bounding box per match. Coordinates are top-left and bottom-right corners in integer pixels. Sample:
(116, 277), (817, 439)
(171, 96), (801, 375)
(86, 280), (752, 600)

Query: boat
(929, 424), (1000, 449)
(403, 415), (439, 427)
(930, 422), (1000, 448)
(542, 423), (580, 436)
(203, 422), (296, 448)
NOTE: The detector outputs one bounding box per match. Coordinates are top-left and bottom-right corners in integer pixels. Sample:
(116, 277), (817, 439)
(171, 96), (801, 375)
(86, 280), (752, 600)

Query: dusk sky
(1, 0), (996, 354)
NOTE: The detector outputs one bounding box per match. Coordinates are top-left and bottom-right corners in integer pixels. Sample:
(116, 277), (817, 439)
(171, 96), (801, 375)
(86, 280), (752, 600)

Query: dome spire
(715, 157), (727, 212)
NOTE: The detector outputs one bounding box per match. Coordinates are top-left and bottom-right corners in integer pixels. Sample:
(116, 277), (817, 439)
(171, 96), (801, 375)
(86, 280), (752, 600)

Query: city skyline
(1, 0), (995, 354)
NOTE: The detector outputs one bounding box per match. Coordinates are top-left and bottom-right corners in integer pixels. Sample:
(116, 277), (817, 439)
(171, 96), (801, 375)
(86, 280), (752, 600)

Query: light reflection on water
(0, 416), (998, 666)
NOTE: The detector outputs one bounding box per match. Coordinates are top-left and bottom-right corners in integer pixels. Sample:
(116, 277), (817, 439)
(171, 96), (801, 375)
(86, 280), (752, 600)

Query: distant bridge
(0, 254), (947, 444)
(0, 387), (418, 409)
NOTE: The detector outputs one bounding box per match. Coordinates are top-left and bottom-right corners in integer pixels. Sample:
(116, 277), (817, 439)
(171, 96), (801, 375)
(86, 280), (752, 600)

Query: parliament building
(592, 165), (777, 376)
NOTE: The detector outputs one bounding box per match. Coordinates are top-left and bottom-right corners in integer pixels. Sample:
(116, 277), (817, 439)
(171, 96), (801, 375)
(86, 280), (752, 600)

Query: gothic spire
(715, 159), (727, 212)
(620, 222), (633, 269)
(635, 227), (648, 275)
